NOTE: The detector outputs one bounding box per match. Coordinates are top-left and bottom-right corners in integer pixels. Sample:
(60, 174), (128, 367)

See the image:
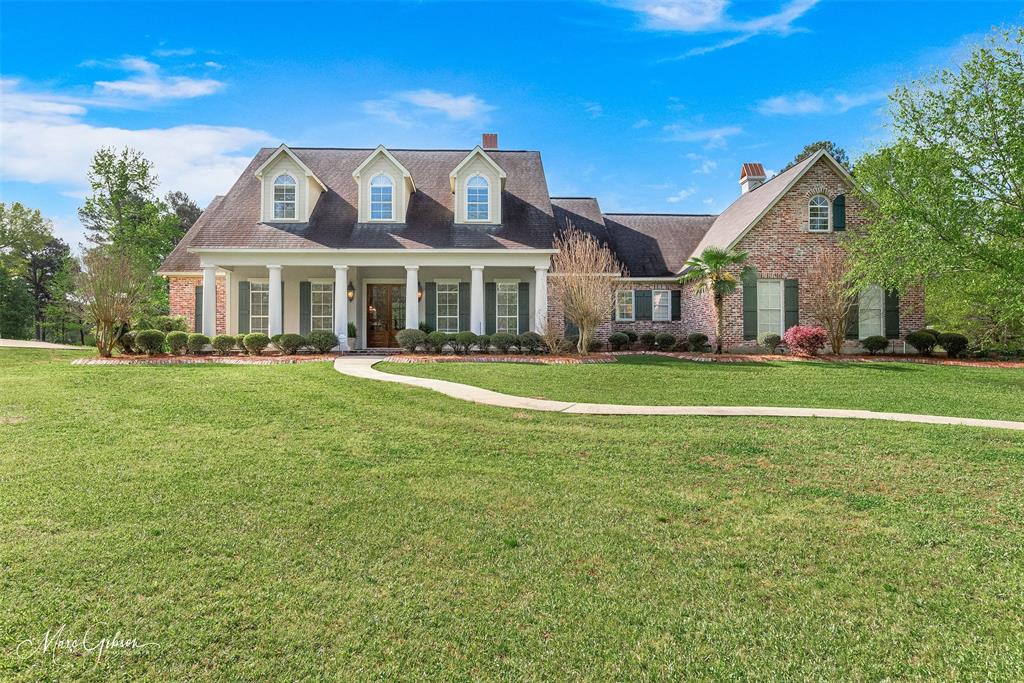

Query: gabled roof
(449, 146), (507, 192)
(253, 144), (327, 192)
(352, 145), (416, 191)
(684, 150), (853, 272)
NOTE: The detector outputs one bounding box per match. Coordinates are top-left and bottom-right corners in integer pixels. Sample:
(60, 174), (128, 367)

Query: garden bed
(621, 350), (1024, 369)
(72, 354), (340, 366)
(387, 353), (616, 365)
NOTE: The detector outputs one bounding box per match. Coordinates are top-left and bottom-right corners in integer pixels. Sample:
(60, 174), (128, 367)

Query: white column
(470, 265), (485, 334)
(334, 265), (349, 351)
(268, 265), (282, 337)
(534, 265), (549, 334)
(405, 265), (420, 330)
(202, 265), (217, 337)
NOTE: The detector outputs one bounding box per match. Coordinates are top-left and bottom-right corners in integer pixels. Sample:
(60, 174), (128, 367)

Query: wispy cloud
(93, 57), (224, 100)
(663, 122), (742, 148)
(152, 47), (195, 57)
(584, 102), (604, 118)
(394, 89), (495, 120)
(204, 61), (224, 70)
(666, 186), (696, 203)
(756, 89), (888, 115)
(623, 0), (822, 57)
(632, 118), (652, 128)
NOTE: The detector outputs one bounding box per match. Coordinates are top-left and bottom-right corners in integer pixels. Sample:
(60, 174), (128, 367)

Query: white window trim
(369, 173), (395, 222)
(435, 280), (460, 333)
(249, 280), (271, 334)
(757, 279), (785, 336)
(465, 174), (490, 223)
(615, 289), (635, 322)
(651, 288), (672, 322)
(309, 282), (334, 332)
(273, 174), (297, 221)
(808, 194), (831, 233)
(858, 285), (885, 340)
(494, 279), (520, 335)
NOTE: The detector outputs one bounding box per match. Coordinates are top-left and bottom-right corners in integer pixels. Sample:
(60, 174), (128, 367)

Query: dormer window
(466, 175), (489, 221)
(273, 174), (296, 219)
(370, 174), (394, 221)
(808, 195), (830, 232)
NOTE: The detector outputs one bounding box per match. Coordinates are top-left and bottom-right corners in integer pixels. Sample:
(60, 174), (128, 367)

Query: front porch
(179, 250), (553, 350)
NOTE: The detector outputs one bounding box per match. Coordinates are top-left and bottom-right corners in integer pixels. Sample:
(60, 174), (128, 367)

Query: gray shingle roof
(601, 213), (717, 277)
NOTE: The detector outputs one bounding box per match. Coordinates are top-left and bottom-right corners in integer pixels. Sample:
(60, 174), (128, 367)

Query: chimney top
(482, 133), (498, 150)
(739, 162), (767, 194)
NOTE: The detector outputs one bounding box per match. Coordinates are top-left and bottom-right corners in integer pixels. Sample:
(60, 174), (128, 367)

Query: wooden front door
(366, 284), (406, 347)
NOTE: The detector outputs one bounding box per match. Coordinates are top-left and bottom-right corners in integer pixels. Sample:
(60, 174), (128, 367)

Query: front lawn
(381, 354), (1024, 421)
(2, 348), (1023, 680)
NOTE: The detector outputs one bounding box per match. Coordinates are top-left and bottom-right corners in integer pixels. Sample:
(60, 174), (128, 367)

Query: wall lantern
(347, 282), (355, 301)
(417, 283), (423, 301)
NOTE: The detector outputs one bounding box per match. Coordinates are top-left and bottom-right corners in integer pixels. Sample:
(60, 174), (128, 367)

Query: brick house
(160, 140), (921, 351)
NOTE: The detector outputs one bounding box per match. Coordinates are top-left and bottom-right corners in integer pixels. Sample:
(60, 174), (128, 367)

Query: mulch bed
(72, 354), (340, 366)
(622, 351), (1024, 369)
(387, 353), (616, 365)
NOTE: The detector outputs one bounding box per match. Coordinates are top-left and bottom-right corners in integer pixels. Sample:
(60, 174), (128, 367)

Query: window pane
(615, 290), (633, 320)
(310, 283), (334, 331)
(496, 282), (518, 334)
(757, 280), (783, 335)
(250, 282), (270, 334)
(652, 289), (671, 321)
(436, 283), (459, 333)
(809, 195), (829, 231)
(467, 178), (489, 220)
(858, 285), (883, 339)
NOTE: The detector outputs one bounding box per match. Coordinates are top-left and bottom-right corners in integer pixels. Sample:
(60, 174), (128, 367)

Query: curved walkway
(334, 357), (1024, 431)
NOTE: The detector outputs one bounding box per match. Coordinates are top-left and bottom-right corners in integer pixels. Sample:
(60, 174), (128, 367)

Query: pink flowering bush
(782, 325), (828, 356)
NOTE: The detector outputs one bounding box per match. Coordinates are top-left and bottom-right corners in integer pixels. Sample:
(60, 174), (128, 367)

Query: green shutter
(784, 279), (799, 330)
(425, 282), (436, 331)
(885, 289), (900, 339)
(238, 281), (250, 334)
(485, 282), (496, 335)
(517, 282), (529, 334)
(635, 290), (652, 320)
(742, 272), (757, 341)
(194, 285), (203, 333)
(299, 281), (311, 335)
(458, 283), (470, 332)
(671, 290), (681, 321)
(846, 294), (859, 340)
(833, 194), (846, 231)
(564, 316), (579, 337)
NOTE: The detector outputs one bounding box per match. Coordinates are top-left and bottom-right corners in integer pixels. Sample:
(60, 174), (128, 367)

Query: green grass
(380, 355), (1024, 421)
(1, 348), (1023, 680)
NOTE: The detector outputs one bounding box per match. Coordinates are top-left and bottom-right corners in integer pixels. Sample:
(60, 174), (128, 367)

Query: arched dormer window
(370, 174), (394, 221)
(466, 175), (489, 221)
(808, 194), (830, 232)
(273, 174), (297, 219)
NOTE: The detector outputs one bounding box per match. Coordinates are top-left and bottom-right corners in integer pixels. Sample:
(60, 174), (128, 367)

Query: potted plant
(347, 322), (357, 350)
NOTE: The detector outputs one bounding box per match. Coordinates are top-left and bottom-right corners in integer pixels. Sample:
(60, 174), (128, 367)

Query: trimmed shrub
(565, 336), (579, 353)
(673, 339), (690, 352)
(655, 332), (676, 350)
(608, 332), (630, 351)
(621, 329), (639, 344)
(906, 330), (937, 356)
(187, 333), (210, 354)
(455, 331), (479, 354)
(277, 333), (305, 355)
(418, 321), (434, 334)
(166, 330), (188, 355)
(937, 332), (969, 358)
(476, 334), (491, 353)
(307, 330), (340, 353)
(518, 332), (543, 354)
(243, 332), (270, 355)
(758, 332), (782, 353)
(396, 328), (426, 352)
(234, 334), (247, 350)
(154, 315), (187, 333)
(587, 338), (603, 352)
(491, 332), (517, 353)
(135, 329), (165, 355)
(782, 325), (828, 356)
(426, 331), (450, 353)
(922, 328), (942, 340)
(271, 334), (283, 347)
(640, 331), (657, 350)
(117, 329), (136, 355)
(861, 335), (889, 355)
(212, 334), (236, 355)
(687, 332), (709, 352)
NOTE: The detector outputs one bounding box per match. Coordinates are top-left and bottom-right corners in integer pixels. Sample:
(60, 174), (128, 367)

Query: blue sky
(1, 1), (1019, 248)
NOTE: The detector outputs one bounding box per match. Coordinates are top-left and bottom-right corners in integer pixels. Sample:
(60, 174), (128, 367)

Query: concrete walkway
(0, 339), (84, 350)
(334, 356), (1024, 431)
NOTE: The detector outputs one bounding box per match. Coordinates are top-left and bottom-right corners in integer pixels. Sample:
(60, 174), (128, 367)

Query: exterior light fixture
(417, 283), (423, 301)
(347, 282), (355, 301)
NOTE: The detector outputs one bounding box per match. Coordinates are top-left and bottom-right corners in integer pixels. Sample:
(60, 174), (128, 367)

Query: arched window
(466, 175), (489, 221)
(370, 174), (394, 221)
(273, 174), (296, 219)
(808, 194), (830, 232)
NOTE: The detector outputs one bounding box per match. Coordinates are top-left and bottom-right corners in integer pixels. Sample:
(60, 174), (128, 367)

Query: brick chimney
(739, 162), (766, 194)
(482, 133), (498, 150)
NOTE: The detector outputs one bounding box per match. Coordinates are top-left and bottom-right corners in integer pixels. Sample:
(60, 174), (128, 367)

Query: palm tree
(678, 247), (752, 354)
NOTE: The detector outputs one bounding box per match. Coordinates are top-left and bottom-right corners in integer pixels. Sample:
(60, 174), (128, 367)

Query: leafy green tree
(781, 140), (850, 173)
(24, 238), (70, 340)
(678, 247), (752, 354)
(0, 202), (52, 276)
(847, 28), (1024, 348)
(0, 267), (34, 339)
(165, 190), (202, 238)
(44, 257), (88, 345)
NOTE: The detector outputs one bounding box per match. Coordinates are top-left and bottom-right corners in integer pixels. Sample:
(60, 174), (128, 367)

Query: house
(160, 135), (922, 350)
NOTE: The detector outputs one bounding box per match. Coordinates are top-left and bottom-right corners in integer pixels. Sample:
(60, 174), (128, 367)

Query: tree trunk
(577, 326), (591, 355)
(714, 293), (725, 354)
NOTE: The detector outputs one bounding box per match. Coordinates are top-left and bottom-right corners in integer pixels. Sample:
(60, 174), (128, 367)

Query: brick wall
(168, 275), (227, 334)
(547, 282), (703, 343)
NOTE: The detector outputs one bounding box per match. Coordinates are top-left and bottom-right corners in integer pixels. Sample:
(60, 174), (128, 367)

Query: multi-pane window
(436, 282), (459, 333)
(496, 281), (519, 334)
(858, 284), (884, 339)
(311, 283), (334, 332)
(808, 195), (830, 232)
(757, 279), (783, 336)
(467, 175), (489, 221)
(370, 174), (394, 220)
(615, 290), (634, 321)
(652, 289), (671, 321)
(273, 174), (296, 219)
(250, 282), (269, 334)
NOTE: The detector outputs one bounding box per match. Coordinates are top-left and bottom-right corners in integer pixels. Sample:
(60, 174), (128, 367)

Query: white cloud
(584, 102), (604, 118)
(663, 123), (742, 148)
(204, 61), (224, 70)
(94, 57), (224, 100)
(632, 118), (652, 128)
(756, 89), (888, 115)
(360, 99), (414, 128)
(152, 47), (196, 57)
(666, 187), (696, 203)
(393, 89), (495, 120)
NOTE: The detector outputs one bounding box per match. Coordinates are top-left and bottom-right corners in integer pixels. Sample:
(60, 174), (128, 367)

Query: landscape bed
(1, 348), (1022, 680)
